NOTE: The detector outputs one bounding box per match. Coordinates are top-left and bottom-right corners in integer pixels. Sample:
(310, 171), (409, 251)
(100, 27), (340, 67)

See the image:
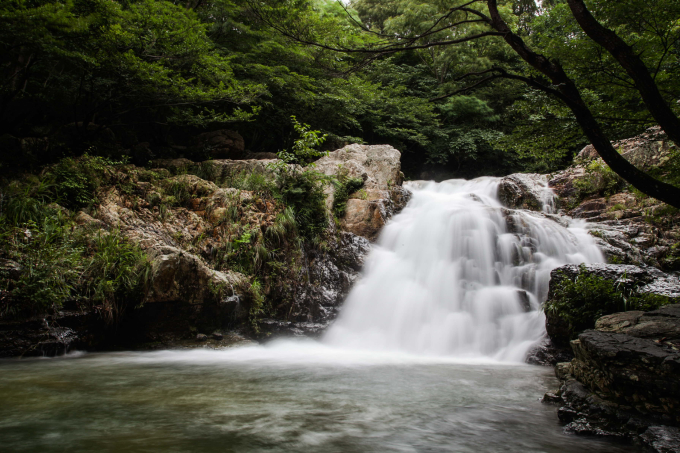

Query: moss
(543, 265), (672, 340)
(332, 175), (364, 219)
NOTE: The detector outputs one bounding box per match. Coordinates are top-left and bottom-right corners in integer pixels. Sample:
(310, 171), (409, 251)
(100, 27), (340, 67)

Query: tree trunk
(487, 0), (680, 208)
(566, 0), (680, 148)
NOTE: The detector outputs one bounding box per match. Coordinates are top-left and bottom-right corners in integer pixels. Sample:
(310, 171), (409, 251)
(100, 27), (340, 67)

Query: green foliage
(543, 265), (673, 339)
(276, 170), (329, 241)
(332, 174), (364, 219)
(573, 160), (625, 200)
(51, 155), (121, 210)
(0, 161), (150, 320)
(276, 116), (329, 165)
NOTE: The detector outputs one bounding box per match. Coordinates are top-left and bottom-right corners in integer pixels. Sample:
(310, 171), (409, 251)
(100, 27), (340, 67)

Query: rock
(545, 264), (679, 347)
(195, 130), (245, 159)
(313, 144), (409, 240)
(146, 246), (247, 306)
(596, 304), (680, 341)
(212, 332), (224, 340)
(497, 173), (556, 212)
(570, 330), (680, 424)
(541, 392), (563, 404)
(641, 426), (680, 453)
(196, 333), (208, 341)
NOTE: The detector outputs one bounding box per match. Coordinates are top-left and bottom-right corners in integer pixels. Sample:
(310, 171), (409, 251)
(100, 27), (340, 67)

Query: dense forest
(2, 0), (678, 179)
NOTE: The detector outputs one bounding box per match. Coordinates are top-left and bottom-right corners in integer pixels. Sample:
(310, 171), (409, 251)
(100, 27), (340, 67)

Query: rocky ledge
(0, 144), (409, 357)
(541, 263), (680, 452)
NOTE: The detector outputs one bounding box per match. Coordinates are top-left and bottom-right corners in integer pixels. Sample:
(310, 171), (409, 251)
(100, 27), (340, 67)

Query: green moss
(543, 265), (672, 340)
(332, 175), (364, 219)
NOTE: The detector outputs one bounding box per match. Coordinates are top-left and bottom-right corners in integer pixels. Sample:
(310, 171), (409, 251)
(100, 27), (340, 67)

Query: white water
(324, 177), (604, 361)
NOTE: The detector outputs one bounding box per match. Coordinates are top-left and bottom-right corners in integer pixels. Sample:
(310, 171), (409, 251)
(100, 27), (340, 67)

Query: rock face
(543, 264), (680, 451)
(0, 143), (409, 356)
(545, 127), (680, 271)
(497, 173), (556, 212)
(550, 309), (680, 451)
(544, 263), (680, 349)
(314, 144), (410, 240)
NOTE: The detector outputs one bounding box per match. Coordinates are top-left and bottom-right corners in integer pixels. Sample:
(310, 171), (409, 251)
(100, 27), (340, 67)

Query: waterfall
(323, 177), (603, 361)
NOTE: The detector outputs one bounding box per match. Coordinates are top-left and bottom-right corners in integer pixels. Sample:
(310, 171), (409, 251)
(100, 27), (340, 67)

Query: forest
(1, 0), (677, 179)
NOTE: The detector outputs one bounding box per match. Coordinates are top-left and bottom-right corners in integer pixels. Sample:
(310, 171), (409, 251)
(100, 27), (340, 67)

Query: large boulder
(146, 246), (248, 306)
(497, 173), (556, 212)
(544, 264), (680, 348)
(313, 144), (410, 240)
(548, 305), (680, 449)
(577, 126), (676, 170)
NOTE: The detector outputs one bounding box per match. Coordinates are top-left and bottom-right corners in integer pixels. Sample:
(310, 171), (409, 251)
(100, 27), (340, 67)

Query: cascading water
(324, 177), (604, 361)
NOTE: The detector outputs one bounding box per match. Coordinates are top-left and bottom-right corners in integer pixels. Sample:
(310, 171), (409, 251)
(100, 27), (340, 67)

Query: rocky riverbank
(500, 127), (680, 452)
(0, 143), (409, 357)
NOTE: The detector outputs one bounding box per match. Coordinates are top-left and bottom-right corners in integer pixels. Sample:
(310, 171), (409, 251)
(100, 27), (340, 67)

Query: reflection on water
(0, 342), (639, 453)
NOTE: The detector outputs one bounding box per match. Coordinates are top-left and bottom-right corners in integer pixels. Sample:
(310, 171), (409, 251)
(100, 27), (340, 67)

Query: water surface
(0, 343), (639, 453)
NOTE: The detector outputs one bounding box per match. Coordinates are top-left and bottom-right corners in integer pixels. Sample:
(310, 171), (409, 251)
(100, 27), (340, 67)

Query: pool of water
(0, 341), (639, 453)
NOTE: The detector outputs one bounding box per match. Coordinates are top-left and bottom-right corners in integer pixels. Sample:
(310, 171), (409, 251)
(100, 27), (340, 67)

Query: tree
(249, 0), (680, 208)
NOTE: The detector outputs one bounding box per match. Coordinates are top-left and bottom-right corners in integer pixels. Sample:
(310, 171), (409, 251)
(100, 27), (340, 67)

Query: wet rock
(212, 332), (224, 340)
(498, 173), (555, 212)
(196, 333), (208, 341)
(641, 426), (680, 453)
(526, 338), (574, 366)
(570, 330), (680, 424)
(542, 392), (563, 404)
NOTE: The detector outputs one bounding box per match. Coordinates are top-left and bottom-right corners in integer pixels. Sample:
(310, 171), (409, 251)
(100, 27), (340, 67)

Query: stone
(212, 332), (224, 340)
(541, 392), (563, 404)
(497, 173), (556, 212)
(545, 264), (679, 348)
(196, 333), (208, 341)
(313, 144), (409, 240)
(641, 426), (680, 453)
(195, 130), (245, 159)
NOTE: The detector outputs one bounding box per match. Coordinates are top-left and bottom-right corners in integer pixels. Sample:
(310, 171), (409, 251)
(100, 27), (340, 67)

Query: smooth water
(1, 178), (628, 452)
(0, 346), (638, 452)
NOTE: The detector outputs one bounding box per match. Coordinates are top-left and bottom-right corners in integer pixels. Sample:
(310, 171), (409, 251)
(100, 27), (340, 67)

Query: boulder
(596, 304), (680, 341)
(313, 144), (410, 240)
(497, 173), (556, 212)
(195, 130), (245, 159)
(146, 246), (247, 306)
(569, 330), (680, 424)
(544, 264), (679, 348)
(577, 126), (676, 171)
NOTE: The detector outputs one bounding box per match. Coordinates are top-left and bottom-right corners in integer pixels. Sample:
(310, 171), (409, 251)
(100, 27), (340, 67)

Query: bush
(543, 265), (672, 340)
